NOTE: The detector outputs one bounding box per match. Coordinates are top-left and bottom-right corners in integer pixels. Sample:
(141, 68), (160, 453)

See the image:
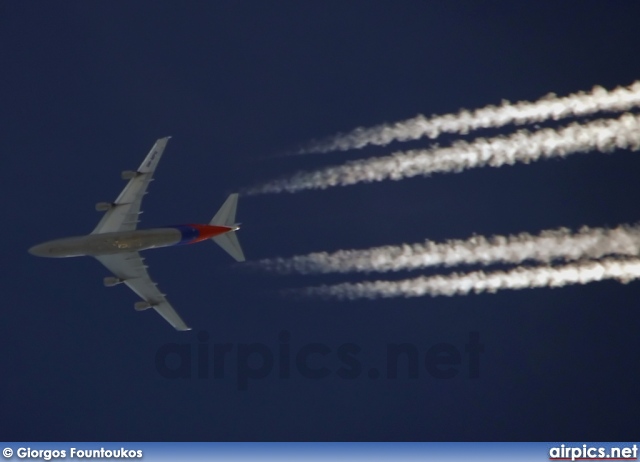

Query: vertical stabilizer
(210, 193), (238, 227)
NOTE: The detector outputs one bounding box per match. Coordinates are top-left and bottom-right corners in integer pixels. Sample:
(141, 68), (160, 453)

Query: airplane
(28, 137), (244, 331)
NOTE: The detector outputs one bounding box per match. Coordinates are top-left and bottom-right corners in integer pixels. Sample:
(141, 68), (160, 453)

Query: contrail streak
(251, 225), (640, 274)
(292, 257), (640, 300)
(246, 113), (640, 195)
(301, 81), (640, 153)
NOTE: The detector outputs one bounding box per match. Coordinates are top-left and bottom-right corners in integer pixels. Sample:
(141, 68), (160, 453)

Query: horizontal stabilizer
(212, 232), (245, 262)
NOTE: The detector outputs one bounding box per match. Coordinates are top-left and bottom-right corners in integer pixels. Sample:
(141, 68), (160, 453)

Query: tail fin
(210, 193), (239, 227)
(210, 193), (245, 262)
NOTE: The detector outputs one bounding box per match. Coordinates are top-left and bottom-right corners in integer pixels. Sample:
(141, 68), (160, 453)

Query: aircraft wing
(95, 252), (191, 331)
(91, 137), (171, 234)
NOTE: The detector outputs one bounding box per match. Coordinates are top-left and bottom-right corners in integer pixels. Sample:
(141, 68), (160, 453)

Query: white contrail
(251, 225), (640, 274)
(292, 257), (640, 300)
(301, 81), (640, 153)
(246, 113), (640, 195)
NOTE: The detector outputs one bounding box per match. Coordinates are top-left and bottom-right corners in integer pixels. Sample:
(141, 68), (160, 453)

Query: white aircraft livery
(29, 137), (245, 331)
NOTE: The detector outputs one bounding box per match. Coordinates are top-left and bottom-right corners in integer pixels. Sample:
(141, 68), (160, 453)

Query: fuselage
(28, 224), (233, 258)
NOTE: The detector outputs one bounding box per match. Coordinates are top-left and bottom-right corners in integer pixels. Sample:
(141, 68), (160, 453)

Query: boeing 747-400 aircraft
(29, 137), (244, 331)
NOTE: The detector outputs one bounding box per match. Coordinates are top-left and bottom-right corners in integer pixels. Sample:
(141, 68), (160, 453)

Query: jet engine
(121, 170), (138, 180)
(134, 301), (153, 311)
(104, 276), (123, 287)
(95, 202), (113, 212)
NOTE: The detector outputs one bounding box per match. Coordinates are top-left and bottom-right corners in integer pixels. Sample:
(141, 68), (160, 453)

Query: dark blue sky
(2, 1), (640, 441)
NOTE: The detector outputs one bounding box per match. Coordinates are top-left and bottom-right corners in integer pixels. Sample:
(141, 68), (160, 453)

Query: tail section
(210, 193), (245, 262)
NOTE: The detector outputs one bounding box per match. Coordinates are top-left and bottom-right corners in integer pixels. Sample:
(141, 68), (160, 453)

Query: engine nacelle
(121, 170), (138, 180)
(134, 301), (153, 311)
(95, 202), (113, 212)
(104, 276), (123, 287)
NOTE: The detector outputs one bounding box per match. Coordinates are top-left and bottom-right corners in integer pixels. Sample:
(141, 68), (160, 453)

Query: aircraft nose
(28, 243), (49, 257)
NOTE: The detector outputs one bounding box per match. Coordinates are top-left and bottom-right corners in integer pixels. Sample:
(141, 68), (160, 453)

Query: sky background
(2, 1), (640, 441)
